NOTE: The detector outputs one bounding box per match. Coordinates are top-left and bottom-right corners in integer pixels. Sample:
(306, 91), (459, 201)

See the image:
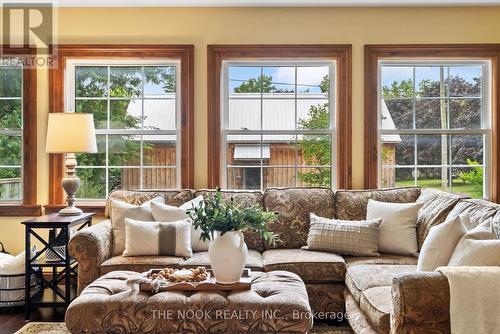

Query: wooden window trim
(0, 46), (40, 216)
(48, 44), (194, 205)
(364, 44), (500, 202)
(207, 44), (352, 189)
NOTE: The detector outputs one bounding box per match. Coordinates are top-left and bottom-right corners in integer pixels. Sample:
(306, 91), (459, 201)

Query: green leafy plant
(187, 188), (279, 247)
(296, 75), (331, 187)
(458, 159), (484, 198)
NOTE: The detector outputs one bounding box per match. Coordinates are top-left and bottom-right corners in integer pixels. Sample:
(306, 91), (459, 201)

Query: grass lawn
(396, 178), (482, 198)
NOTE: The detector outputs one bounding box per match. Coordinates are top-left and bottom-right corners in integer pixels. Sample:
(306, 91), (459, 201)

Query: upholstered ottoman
(65, 270), (313, 333)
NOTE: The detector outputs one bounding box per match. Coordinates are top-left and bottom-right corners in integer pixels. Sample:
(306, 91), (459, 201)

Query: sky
(381, 65), (482, 88)
(226, 64), (482, 93)
(228, 66), (329, 93)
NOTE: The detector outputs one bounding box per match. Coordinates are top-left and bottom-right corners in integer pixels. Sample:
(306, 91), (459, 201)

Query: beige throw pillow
(110, 197), (164, 256)
(366, 199), (423, 256)
(448, 219), (500, 266)
(302, 213), (381, 256)
(151, 196), (209, 252)
(417, 214), (468, 272)
(123, 218), (192, 258)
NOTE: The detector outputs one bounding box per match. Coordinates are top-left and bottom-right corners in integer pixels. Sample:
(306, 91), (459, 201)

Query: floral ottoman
(65, 270), (313, 333)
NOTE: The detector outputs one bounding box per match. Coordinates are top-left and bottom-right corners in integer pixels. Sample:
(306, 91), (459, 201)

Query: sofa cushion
(335, 187), (421, 221)
(345, 264), (416, 303)
(344, 253), (418, 267)
(195, 189), (265, 252)
(446, 199), (500, 230)
(264, 187), (335, 249)
(345, 290), (380, 334)
(262, 249), (345, 283)
(492, 211), (500, 238)
(105, 189), (194, 218)
(100, 255), (183, 275)
(305, 283), (345, 314)
(181, 250), (264, 270)
(359, 286), (392, 333)
(416, 188), (469, 249)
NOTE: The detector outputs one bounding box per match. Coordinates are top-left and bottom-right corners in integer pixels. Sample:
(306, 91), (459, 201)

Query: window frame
(65, 59), (182, 199)
(364, 44), (500, 202)
(220, 60), (336, 190)
(378, 60), (491, 198)
(208, 44), (352, 190)
(47, 44), (194, 212)
(0, 46), (40, 216)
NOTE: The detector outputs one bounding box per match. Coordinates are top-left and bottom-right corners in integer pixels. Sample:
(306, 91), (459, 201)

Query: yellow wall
(2, 6), (500, 254)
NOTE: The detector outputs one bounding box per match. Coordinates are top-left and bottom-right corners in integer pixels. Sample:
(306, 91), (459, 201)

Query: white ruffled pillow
(417, 214), (468, 272)
(110, 196), (164, 256)
(151, 196), (209, 252)
(366, 199), (423, 256)
(448, 219), (500, 266)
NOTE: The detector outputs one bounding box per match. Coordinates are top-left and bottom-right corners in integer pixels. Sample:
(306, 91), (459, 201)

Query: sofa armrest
(69, 219), (112, 294)
(391, 272), (450, 334)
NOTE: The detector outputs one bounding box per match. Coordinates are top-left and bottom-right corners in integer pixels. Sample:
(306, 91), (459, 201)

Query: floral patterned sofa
(69, 186), (500, 334)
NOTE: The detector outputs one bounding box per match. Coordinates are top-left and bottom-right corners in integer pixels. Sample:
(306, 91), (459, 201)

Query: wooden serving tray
(140, 268), (252, 292)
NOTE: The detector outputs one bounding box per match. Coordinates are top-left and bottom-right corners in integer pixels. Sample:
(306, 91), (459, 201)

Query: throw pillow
(448, 219), (500, 266)
(123, 218), (192, 257)
(417, 213), (468, 271)
(366, 199), (423, 256)
(302, 213), (381, 256)
(110, 196), (164, 256)
(151, 195), (210, 252)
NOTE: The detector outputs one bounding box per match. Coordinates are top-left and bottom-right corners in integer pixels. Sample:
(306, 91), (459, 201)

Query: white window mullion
(65, 60), (180, 200)
(222, 61), (335, 190)
(379, 61), (491, 198)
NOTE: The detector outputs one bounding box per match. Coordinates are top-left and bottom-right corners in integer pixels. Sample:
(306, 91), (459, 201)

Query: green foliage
(296, 75), (331, 187)
(187, 188), (279, 247)
(0, 67), (23, 181)
(74, 66), (175, 198)
(382, 73), (484, 184)
(382, 79), (413, 98)
(458, 159), (483, 198)
(234, 74), (275, 93)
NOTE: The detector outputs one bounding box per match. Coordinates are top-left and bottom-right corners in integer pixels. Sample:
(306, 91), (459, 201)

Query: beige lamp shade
(46, 113), (98, 153)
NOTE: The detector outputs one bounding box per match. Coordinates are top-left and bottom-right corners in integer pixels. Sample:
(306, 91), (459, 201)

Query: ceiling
(47, 0), (500, 7)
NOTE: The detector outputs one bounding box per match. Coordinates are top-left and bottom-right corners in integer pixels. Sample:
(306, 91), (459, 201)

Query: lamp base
(60, 153), (83, 216)
(58, 205), (83, 216)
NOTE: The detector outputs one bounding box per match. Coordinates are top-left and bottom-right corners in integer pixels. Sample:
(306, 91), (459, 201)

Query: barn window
(379, 61), (491, 199)
(66, 60), (180, 200)
(221, 61), (335, 190)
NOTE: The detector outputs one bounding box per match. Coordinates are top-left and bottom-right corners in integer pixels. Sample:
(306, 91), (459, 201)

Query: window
(0, 64), (23, 201)
(379, 61), (490, 199)
(66, 60), (180, 200)
(221, 62), (335, 190)
(208, 45), (352, 190)
(0, 49), (39, 216)
(49, 45), (193, 208)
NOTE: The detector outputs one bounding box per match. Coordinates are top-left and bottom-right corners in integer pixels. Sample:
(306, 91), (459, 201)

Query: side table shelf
(22, 213), (94, 320)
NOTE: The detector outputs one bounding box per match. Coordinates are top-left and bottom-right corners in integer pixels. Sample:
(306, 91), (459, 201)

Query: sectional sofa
(69, 186), (500, 334)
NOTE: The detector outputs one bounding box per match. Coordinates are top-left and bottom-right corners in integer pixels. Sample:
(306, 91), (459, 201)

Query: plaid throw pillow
(302, 213), (381, 256)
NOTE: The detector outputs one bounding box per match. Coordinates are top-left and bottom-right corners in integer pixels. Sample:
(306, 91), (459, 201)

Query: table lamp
(46, 113), (97, 216)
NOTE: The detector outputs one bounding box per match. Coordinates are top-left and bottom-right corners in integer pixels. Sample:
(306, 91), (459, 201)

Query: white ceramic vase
(208, 231), (248, 284)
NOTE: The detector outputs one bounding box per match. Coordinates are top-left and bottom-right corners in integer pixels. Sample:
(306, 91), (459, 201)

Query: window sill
(0, 205), (42, 217)
(44, 204), (105, 216)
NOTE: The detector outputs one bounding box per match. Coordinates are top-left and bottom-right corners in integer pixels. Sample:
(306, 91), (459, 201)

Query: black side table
(22, 213), (94, 320)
